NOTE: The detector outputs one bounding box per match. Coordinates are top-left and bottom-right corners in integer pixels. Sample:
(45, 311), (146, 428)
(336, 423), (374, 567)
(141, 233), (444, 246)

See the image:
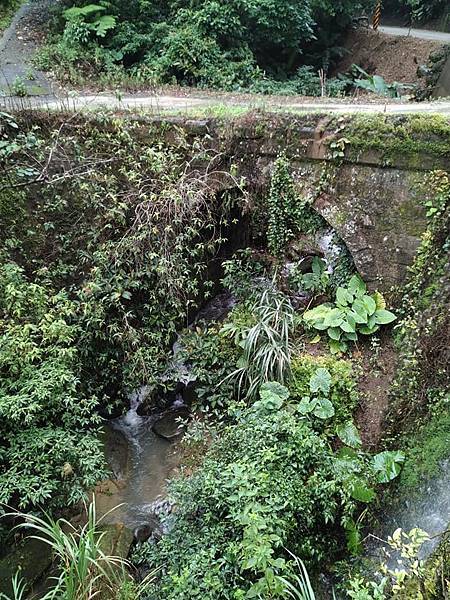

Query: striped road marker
(373, 1), (382, 31)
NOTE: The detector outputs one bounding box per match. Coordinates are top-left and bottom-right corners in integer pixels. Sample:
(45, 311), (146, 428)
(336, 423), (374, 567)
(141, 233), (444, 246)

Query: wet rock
(99, 523), (134, 559)
(134, 514), (163, 543)
(152, 407), (190, 440)
(0, 537), (52, 597)
(102, 426), (129, 480)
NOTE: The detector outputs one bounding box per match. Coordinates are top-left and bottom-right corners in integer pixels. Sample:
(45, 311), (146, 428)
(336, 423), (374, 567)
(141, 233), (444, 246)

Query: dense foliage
(38, 0), (371, 90)
(1, 111), (444, 599)
(134, 379), (399, 599)
(0, 112), (237, 516)
(0, 263), (106, 510)
(385, 0), (449, 26)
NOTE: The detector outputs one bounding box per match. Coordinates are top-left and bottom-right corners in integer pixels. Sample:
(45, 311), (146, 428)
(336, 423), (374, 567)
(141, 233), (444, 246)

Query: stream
(99, 291), (236, 537)
(377, 460), (450, 562)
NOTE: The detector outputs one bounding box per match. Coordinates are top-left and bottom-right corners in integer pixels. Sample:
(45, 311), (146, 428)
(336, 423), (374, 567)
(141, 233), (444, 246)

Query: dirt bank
(336, 28), (444, 83)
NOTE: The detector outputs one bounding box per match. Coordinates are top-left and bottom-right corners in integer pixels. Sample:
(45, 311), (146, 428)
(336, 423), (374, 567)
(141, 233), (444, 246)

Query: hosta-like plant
(303, 275), (396, 353)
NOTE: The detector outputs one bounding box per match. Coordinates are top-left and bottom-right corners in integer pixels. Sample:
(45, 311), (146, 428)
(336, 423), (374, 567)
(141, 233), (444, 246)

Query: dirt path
(0, 0), (56, 98)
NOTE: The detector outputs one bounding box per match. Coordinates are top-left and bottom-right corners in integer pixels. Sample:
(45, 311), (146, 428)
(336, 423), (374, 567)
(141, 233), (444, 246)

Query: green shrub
(303, 275), (396, 354)
(40, 0), (372, 89)
(176, 324), (239, 413)
(221, 286), (296, 399)
(0, 263), (106, 511)
(290, 354), (358, 425)
(134, 386), (373, 599)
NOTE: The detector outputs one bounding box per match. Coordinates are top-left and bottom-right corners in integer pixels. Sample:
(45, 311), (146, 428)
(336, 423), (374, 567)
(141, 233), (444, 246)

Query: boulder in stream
(152, 407), (190, 440)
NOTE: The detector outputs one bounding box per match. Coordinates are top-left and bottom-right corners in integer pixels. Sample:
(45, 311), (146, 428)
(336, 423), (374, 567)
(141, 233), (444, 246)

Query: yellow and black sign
(373, 1), (382, 31)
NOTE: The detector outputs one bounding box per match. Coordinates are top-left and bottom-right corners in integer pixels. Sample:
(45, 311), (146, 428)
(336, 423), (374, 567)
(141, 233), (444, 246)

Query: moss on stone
(338, 114), (450, 168)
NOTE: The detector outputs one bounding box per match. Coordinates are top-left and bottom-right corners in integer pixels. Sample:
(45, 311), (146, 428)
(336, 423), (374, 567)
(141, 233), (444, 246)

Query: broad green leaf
(374, 309), (397, 325)
(348, 275), (366, 296)
(310, 334), (321, 344)
(352, 299), (369, 322)
(303, 305), (330, 321)
(329, 338), (346, 354)
(359, 324), (380, 335)
(313, 398), (335, 419)
(298, 396), (314, 415)
(372, 451), (405, 483)
(350, 480), (376, 503)
(327, 327), (341, 340)
(336, 287), (351, 306)
(310, 368), (331, 395)
(349, 308), (367, 325)
(337, 422), (362, 448)
(367, 314), (377, 329)
(362, 295), (376, 316)
(344, 332), (358, 341)
(323, 308), (344, 328)
(340, 318), (356, 333)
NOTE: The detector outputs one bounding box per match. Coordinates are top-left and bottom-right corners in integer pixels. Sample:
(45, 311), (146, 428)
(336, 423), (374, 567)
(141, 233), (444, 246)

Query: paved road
(0, 0), (54, 97)
(2, 93), (450, 115)
(379, 25), (450, 43)
(1, 2), (450, 114)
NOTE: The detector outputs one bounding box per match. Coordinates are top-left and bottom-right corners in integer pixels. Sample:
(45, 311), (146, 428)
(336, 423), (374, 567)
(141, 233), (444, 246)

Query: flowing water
(101, 390), (181, 530)
(100, 292), (237, 533)
(377, 460), (450, 562)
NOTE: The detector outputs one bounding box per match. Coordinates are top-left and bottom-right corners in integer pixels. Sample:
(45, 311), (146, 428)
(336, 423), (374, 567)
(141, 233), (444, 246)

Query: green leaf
(329, 339), (346, 354)
(348, 275), (366, 296)
(93, 14), (116, 36)
(349, 309), (367, 325)
(313, 398), (335, 419)
(323, 308), (344, 328)
(298, 396), (314, 415)
(346, 519), (363, 555)
(257, 382), (290, 412)
(260, 382), (290, 402)
(340, 318), (356, 334)
(350, 480), (376, 503)
(336, 422), (362, 448)
(362, 295), (376, 316)
(344, 332), (358, 342)
(352, 300), (369, 322)
(374, 309), (396, 325)
(336, 287), (351, 306)
(372, 451), (405, 483)
(359, 325), (380, 335)
(327, 327), (341, 340)
(310, 368), (331, 395)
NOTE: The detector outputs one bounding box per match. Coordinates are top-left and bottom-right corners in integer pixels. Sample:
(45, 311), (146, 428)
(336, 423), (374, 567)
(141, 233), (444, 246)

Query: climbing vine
(267, 155), (325, 257)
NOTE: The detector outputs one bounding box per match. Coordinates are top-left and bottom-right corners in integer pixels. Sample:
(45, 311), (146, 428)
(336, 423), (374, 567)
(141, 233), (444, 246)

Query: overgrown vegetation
(0, 0), (21, 34)
(133, 380), (402, 599)
(0, 111), (447, 599)
(35, 0), (372, 91)
(0, 111), (239, 517)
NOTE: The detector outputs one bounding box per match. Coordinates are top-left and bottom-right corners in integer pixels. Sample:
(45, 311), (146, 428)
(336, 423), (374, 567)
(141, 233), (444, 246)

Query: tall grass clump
(2, 500), (156, 600)
(222, 285), (296, 399)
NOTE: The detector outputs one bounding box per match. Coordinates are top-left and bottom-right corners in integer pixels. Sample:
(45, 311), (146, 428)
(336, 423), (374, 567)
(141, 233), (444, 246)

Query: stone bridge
(146, 111), (450, 290)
